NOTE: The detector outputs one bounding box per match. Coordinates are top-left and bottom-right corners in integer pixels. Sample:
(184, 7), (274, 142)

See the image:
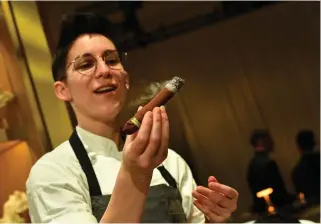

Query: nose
(94, 57), (111, 78)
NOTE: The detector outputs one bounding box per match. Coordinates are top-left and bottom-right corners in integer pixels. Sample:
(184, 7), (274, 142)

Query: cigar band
(130, 117), (141, 128)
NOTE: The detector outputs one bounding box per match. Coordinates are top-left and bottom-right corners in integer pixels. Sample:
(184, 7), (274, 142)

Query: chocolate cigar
(122, 76), (185, 135)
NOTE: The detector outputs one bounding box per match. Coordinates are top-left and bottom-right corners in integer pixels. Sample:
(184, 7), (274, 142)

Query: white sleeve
(166, 150), (205, 223)
(26, 162), (98, 223)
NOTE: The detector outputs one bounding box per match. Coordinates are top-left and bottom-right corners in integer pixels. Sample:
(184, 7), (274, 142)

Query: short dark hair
(250, 129), (271, 147)
(51, 12), (114, 81)
(296, 129), (316, 152)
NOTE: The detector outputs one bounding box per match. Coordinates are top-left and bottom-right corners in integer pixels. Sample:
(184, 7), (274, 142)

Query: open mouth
(94, 85), (117, 94)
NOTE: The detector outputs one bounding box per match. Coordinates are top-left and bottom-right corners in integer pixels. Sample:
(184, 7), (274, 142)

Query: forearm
(99, 164), (152, 223)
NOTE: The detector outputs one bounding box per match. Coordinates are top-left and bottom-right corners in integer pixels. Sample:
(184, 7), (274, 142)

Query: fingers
(192, 191), (231, 218)
(130, 111), (153, 156)
(208, 176), (218, 184)
(125, 106), (169, 170)
(193, 183), (237, 223)
(124, 106), (143, 146)
(196, 185), (237, 211)
(209, 182), (239, 200)
(141, 107), (162, 160)
(193, 200), (226, 223)
(125, 131), (137, 148)
(155, 106), (169, 161)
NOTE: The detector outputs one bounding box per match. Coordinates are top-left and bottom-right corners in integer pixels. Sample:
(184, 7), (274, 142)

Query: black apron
(69, 131), (187, 223)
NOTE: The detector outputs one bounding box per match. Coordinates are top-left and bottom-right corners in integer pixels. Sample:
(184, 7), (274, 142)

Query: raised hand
(122, 106), (169, 178)
(192, 176), (239, 223)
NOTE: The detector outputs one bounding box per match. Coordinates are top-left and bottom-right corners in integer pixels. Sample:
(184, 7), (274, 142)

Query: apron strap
(69, 131), (102, 196)
(157, 166), (178, 189)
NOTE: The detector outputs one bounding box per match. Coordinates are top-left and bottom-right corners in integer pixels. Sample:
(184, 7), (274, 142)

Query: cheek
(113, 71), (128, 99)
(68, 77), (91, 101)
(114, 70), (128, 87)
(116, 86), (128, 108)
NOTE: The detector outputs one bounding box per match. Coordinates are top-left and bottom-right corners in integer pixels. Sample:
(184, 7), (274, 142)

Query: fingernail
(208, 176), (218, 183)
(160, 105), (165, 110)
(138, 106), (142, 111)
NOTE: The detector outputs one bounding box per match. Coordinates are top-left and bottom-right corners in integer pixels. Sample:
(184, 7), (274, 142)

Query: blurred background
(0, 1), (319, 223)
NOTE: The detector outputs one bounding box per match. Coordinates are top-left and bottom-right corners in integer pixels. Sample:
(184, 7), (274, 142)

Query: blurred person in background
(246, 129), (294, 213)
(292, 130), (320, 206)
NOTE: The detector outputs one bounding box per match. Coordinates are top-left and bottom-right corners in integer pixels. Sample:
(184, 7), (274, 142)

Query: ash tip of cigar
(166, 76), (185, 92)
(172, 76), (185, 84)
(167, 76), (185, 91)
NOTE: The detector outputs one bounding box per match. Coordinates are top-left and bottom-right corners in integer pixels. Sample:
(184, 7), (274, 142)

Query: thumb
(208, 176), (218, 184)
(124, 106), (142, 148)
(124, 132), (137, 148)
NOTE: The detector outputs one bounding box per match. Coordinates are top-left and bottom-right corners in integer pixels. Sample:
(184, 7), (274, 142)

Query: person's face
(54, 34), (129, 124)
(256, 135), (274, 152)
(264, 136), (274, 152)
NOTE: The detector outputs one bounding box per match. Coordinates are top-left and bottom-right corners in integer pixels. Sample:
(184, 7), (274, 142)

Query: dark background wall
(37, 1), (320, 216)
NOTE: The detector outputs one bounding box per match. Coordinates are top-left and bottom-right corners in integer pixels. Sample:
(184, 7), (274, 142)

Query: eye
(106, 58), (120, 66)
(78, 62), (95, 70)
(75, 56), (96, 71)
(104, 51), (120, 66)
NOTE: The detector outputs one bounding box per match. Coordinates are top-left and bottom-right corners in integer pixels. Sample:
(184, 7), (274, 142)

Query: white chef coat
(26, 126), (205, 223)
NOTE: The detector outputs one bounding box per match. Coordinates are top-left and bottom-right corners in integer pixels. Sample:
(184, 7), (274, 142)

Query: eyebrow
(72, 49), (117, 61)
(74, 53), (92, 61)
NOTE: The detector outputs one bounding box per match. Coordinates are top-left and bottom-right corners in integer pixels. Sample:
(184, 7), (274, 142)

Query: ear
(53, 81), (72, 101)
(124, 72), (130, 90)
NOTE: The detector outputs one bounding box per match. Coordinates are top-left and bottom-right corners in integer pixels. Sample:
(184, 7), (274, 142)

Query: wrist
(102, 164), (152, 223)
(119, 164), (153, 192)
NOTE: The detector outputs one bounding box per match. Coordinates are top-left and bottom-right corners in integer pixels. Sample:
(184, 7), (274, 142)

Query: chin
(99, 103), (123, 123)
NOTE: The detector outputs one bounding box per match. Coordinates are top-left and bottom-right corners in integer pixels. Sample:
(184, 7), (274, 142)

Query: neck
(77, 113), (120, 142)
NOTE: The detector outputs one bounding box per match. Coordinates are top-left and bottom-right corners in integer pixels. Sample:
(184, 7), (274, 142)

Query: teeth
(96, 86), (115, 93)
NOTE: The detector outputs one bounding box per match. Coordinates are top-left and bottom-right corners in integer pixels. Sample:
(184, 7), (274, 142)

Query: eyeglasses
(67, 50), (126, 77)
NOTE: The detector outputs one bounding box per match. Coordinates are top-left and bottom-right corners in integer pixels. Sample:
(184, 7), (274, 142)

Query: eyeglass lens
(74, 50), (124, 76)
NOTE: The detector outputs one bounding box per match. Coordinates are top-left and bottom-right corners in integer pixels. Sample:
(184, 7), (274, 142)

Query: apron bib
(69, 131), (187, 223)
